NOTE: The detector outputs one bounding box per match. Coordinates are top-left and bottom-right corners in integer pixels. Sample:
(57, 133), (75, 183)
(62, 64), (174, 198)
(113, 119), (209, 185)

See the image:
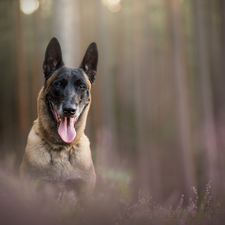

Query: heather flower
(188, 201), (196, 216)
(191, 186), (197, 195)
(201, 180), (213, 213)
(175, 194), (184, 215)
(0, 164), (224, 225)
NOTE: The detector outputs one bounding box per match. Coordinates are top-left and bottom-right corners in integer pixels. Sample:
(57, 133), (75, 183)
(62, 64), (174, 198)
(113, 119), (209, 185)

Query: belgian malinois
(20, 37), (98, 201)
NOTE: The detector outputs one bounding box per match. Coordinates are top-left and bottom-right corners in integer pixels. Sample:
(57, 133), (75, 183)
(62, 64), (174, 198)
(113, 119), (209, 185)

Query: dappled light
(101, 0), (122, 12)
(20, 0), (40, 14)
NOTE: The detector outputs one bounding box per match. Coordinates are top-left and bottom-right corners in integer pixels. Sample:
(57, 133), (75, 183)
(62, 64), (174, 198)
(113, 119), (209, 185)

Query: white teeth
(58, 115), (61, 122)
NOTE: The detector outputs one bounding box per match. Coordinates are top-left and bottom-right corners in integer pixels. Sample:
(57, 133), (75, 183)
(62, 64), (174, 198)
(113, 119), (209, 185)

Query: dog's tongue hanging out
(58, 117), (76, 143)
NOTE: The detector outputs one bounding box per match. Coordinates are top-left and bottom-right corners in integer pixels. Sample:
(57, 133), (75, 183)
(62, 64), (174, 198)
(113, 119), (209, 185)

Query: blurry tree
(193, 0), (220, 198)
(132, 0), (151, 198)
(166, 0), (196, 199)
(95, 0), (118, 167)
(52, 0), (80, 66)
(30, 8), (42, 120)
(15, 0), (29, 135)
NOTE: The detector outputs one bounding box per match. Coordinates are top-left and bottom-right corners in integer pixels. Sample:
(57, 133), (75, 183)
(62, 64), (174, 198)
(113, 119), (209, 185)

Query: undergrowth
(0, 163), (224, 225)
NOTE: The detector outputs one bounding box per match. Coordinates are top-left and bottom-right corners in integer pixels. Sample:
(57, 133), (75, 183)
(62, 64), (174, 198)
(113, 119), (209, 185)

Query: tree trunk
(192, 0), (220, 198)
(95, 0), (117, 168)
(31, 9), (43, 121)
(52, 0), (80, 66)
(132, 0), (152, 198)
(14, 0), (29, 135)
(166, 0), (196, 199)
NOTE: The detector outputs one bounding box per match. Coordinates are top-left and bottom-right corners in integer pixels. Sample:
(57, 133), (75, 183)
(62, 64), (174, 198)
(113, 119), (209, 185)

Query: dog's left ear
(79, 42), (98, 84)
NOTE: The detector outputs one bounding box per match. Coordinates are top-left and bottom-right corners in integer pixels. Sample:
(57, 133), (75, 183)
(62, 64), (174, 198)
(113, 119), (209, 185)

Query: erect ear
(79, 42), (98, 84)
(43, 37), (64, 80)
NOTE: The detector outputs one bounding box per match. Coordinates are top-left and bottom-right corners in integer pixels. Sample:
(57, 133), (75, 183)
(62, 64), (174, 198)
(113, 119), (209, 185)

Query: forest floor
(0, 158), (224, 225)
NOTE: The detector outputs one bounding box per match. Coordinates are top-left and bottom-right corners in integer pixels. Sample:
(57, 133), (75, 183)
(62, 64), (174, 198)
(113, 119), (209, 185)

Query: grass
(0, 161), (224, 225)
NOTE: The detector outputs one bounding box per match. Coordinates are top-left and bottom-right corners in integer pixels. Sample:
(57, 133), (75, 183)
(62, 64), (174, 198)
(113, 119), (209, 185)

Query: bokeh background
(1, 0), (225, 204)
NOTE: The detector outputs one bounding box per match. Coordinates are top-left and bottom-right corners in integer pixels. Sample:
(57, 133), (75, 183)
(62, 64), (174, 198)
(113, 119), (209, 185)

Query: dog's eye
(56, 82), (62, 87)
(79, 84), (86, 90)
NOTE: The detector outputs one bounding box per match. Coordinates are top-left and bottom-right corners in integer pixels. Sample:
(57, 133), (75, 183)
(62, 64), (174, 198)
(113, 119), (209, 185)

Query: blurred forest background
(1, 0), (225, 204)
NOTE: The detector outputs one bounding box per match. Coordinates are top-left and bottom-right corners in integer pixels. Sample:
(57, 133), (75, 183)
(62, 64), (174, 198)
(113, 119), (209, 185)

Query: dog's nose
(63, 104), (76, 116)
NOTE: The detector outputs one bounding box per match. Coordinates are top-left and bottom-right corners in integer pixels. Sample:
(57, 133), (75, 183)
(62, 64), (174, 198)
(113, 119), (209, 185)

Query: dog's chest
(47, 148), (88, 182)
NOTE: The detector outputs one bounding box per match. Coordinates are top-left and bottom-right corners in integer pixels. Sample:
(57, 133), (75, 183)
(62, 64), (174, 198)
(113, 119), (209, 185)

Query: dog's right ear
(43, 37), (64, 80)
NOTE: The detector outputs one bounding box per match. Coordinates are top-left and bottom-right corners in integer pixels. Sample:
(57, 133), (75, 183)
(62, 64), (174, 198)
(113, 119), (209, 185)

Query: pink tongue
(58, 117), (76, 143)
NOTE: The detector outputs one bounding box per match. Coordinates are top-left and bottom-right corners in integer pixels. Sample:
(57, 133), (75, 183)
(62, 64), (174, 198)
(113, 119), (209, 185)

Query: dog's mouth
(50, 102), (77, 143)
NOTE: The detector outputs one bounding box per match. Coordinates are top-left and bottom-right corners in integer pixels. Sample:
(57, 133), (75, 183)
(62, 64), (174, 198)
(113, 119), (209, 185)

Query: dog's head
(41, 37), (98, 144)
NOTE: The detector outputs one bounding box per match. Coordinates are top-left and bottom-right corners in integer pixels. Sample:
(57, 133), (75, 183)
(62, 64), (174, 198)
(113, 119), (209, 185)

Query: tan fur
(20, 70), (96, 200)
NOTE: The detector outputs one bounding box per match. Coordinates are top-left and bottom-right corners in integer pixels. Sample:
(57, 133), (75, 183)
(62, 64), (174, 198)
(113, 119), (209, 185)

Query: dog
(20, 37), (98, 202)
